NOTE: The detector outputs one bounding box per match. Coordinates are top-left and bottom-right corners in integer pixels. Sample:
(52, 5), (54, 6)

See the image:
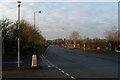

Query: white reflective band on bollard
(31, 55), (37, 67)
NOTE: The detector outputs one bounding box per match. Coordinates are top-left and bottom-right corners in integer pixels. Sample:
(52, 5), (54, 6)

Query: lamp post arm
(34, 12), (35, 30)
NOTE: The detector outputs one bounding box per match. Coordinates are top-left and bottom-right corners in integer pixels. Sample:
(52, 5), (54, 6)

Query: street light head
(38, 11), (41, 13)
(17, 1), (21, 6)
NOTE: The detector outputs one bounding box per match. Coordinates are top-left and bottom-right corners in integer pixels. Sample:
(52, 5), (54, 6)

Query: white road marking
(48, 65), (51, 67)
(65, 73), (70, 76)
(42, 54), (52, 65)
(41, 54), (76, 80)
(70, 76), (76, 80)
(58, 68), (61, 71)
(55, 66), (58, 69)
(40, 56), (51, 67)
(61, 70), (65, 73)
(46, 47), (49, 51)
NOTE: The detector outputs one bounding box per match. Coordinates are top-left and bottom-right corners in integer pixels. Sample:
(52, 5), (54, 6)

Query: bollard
(31, 55), (37, 67)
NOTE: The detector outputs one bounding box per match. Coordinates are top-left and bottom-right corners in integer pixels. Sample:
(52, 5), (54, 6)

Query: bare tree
(70, 31), (79, 40)
(105, 26), (119, 41)
(69, 31), (79, 48)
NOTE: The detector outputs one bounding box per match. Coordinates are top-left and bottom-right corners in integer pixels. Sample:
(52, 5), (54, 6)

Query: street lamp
(33, 11), (41, 48)
(17, 1), (21, 68)
(34, 11), (41, 29)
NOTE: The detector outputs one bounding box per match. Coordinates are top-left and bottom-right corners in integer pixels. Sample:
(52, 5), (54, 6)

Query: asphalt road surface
(43, 45), (119, 79)
(2, 45), (119, 79)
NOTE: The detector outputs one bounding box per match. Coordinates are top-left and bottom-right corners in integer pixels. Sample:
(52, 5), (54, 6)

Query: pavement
(2, 45), (120, 80)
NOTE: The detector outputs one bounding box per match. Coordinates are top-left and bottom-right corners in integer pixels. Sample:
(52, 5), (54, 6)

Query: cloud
(0, 2), (118, 40)
(0, 2), (17, 20)
(0, 0), (119, 2)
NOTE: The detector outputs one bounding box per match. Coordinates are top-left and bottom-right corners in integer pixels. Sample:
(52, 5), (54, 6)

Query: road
(2, 45), (119, 79)
(42, 45), (119, 79)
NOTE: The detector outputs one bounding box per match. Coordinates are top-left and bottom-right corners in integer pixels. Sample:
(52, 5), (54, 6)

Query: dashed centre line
(41, 55), (76, 80)
(65, 73), (70, 76)
(61, 70), (65, 73)
(58, 68), (61, 71)
(71, 76), (76, 79)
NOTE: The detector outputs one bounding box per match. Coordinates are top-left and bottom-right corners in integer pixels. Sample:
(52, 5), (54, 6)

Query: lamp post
(17, 1), (21, 68)
(34, 11), (41, 30)
(33, 11), (41, 48)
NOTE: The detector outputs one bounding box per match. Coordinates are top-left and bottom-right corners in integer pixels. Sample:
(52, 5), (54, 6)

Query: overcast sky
(0, 2), (118, 40)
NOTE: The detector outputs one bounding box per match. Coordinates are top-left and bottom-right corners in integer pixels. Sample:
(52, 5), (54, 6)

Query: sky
(0, 0), (119, 2)
(0, 2), (118, 40)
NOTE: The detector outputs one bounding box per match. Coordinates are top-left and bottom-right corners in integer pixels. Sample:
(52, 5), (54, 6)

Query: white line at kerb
(47, 46), (50, 50)
(40, 56), (51, 67)
(42, 55), (76, 80)
(42, 54), (51, 63)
